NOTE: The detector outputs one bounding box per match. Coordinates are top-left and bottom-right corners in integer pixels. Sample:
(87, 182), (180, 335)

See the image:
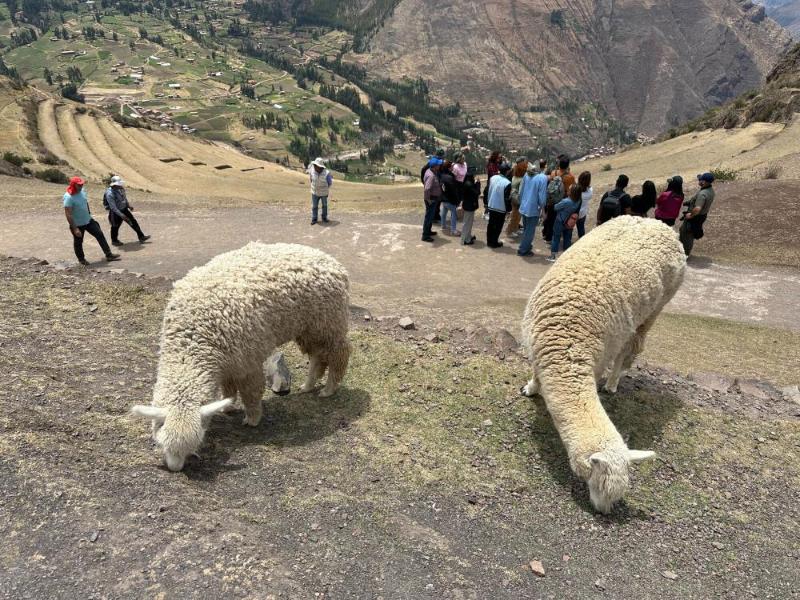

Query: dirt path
(2, 202), (799, 334)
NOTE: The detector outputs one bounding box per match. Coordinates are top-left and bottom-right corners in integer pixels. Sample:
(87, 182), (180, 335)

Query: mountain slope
(361, 0), (791, 151)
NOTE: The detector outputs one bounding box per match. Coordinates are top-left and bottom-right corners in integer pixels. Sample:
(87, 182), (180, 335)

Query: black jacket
(461, 180), (481, 212)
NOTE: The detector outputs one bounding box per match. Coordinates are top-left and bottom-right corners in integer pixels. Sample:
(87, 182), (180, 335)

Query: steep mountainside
(762, 0), (800, 37)
(362, 0), (792, 151)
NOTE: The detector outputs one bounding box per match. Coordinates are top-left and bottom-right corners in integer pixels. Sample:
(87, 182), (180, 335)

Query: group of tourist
(62, 175), (150, 265)
(420, 150), (716, 259)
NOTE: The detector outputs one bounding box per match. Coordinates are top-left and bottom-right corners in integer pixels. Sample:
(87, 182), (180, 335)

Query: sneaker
(470, 235), (476, 242)
(422, 237), (435, 243)
(111, 240), (123, 247)
(488, 241), (504, 248)
(429, 231), (438, 236)
(78, 258), (90, 266)
(310, 220), (317, 225)
(518, 251), (534, 257)
(106, 253), (121, 262)
(139, 235), (151, 243)
(322, 218), (329, 223)
(463, 240), (475, 246)
(546, 255), (557, 262)
(452, 230), (461, 236)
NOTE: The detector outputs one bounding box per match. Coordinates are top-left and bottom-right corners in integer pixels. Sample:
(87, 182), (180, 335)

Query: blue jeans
(551, 218), (573, 254)
(311, 194), (328, 222)
(422, 199), (439, 238)
(576, 216), (587, 238)
(441, 202), (458, 232)
(517, 215), (539, 255)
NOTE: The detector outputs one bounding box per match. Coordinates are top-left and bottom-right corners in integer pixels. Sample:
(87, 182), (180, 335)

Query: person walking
(309, 157), (333, 225)
(104, 175), (150, 246)
(439, 161), (461, 235)
(63, 177), (121, 266)
(576, 170), (592, 238)
(422, 157), (443, 242)
(680, 172), (716, 256)
(506, 157), (527, 239)
(485, 161), (512, 248)
(597, 174), (632, 225)
(547, 183), (582, 262)
(516, 162), (548, 256)
(460, 171), (481, 245)
(655, 176), (684, 226)
(630, 180), (657, 217)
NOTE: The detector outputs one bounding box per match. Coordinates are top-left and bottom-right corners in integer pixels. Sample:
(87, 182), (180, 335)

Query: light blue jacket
(554, 197), (581, 224)
(487, 174), (510, 213)
(518, 172), (548, 218)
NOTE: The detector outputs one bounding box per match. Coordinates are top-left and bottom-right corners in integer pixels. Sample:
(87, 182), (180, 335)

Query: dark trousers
(109, 208), (145, 242)
(656, 216), (676, 227)
(486, 210), (506, 246)
(73, 219), (112, 261)
(422, 199), (439, 238)
(576, 216), (587, 238)
(542, 208), (557, 241)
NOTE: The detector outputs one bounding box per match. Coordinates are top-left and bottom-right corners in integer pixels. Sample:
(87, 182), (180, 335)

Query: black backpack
(600, 189), (624, 218)
(420, 164), (429, 184)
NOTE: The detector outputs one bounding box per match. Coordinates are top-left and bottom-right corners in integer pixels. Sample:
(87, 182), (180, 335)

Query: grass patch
(646, 313), (800, 386)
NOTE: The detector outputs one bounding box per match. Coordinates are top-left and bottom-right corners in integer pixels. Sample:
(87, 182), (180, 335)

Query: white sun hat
(110, 175), (125, 187)
(311, 157), (326, 168)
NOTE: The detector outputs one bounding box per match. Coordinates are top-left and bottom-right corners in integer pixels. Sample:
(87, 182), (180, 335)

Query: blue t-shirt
(63, 190), (91, 226)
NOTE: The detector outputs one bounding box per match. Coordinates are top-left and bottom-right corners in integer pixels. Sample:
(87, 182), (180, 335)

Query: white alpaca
(132, 242), (351, 471)
(521, 216), (686, 513)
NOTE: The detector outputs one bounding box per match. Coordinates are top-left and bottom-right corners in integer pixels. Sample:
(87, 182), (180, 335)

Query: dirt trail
(2, 201), (798, 334)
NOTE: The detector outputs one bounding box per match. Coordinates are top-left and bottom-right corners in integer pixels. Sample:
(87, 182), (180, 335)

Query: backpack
(420, 164), (429, 184)
(547, 176), (564, 208)
(600, 189), (623, 218)
(102, 187), (112, 210)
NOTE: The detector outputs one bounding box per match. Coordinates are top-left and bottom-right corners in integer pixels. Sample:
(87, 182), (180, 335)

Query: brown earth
(1, 257), (798, 599)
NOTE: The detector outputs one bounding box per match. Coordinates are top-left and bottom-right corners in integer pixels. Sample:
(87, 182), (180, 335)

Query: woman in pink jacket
(655, 176), (684, 226)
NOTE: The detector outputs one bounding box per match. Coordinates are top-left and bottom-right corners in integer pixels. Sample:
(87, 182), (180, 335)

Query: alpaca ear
(627, 449), (656, 463)
(199, 397), (233, 418)
(131, 405), (167, 421)
(589, 452), (608, 467)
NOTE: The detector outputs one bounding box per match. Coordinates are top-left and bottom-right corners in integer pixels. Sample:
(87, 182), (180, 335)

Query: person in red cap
(63, 177), (120, 265)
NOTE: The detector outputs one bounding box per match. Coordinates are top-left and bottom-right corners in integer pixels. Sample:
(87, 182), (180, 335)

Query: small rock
(733, 378), (772, 400)
(562, 554), (571, 562)
(662, 570), (678, 580)
(107, 268), (126, 275)
(493, 329), (519, 352)
(712, 541), (725, 550)
(594, 578), (606, 591)
(529, 560), (546, 577)
(424, 333), (439, 343)
(88, 305), (98, 313)
(36, 259), (49, 266)
(689, 372), (734, 393)
(89, 531), (99, 543)
(756, 436), (766, 443)
(482, 419), (493, 427)
(363, 315), (371, 322)
(398, 317), (415, 330)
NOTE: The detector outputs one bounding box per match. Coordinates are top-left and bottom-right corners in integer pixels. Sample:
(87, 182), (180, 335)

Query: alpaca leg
(320, 340), (351, 398)
(300, 353), (325, 393)
(606, 316), (658, 392)
(603, 345), (629, 393)
(221, 378), (241, 411)
(239, 369), (266, 426)
(521, 371), (540, 397)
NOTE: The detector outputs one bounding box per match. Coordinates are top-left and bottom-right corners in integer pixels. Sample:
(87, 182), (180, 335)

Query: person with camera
(679, 172), (716, 256)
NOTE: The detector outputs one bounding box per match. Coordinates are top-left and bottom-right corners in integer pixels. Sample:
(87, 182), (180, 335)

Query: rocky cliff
(359, 0), (792, 152)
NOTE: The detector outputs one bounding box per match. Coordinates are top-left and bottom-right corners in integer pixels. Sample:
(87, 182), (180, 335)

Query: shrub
(550, 9), (566, 28)
(39, 150), (65, 165)
(763, 163), (781, 180)
(710, 167), (737, 181)
(601, 163), (612, 172)
(35, 168), (70, 184)
(3, 151), (28, 167)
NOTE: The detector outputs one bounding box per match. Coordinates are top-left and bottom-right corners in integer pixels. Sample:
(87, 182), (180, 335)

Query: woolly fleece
(521, 216), (686, 512)
(132, 242), (351, 471)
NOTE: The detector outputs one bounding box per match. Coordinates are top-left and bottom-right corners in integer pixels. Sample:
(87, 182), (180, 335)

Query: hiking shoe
(106, 253), (121, 262)
(322, 218), (329, 223)
(78, 258), (90, 266)
(546, 255), (557, 262)
(111, 240), (123, 247)
(139, 235), (151, 243)
(310, 220), (318, 225)
(429, 231), (438, 236)
(422, 237), (435, 243)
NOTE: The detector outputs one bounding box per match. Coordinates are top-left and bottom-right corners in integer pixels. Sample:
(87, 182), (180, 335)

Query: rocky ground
(1, 257), (799, 599)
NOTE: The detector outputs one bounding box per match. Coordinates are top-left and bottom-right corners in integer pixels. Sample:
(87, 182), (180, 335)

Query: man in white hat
(104, 175), (150, 245)
(308, 157), (333, 225)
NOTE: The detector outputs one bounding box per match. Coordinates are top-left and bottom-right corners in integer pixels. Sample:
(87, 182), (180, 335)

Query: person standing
(309, 157), (333, 225)
(543, 156), (574, 242)
(547, 184), (582, 262)
(460, 171), (481, 245)
(422, 158), (443, 242)
(506, 157), (527, 239)
(485, 162), (512, 248)
(439, 161), (461, 235)
(104, 175), (150, 246)
(655, 176), (684, 226)
(576, 170), (592, 238)
(516, 162), (548, 256)
(63, 177), (121, 265)
(597, 174), (632, 225)
(680, 172), (716, 256)
(630, 180), (657, 217)
(483, 151), (502, 218)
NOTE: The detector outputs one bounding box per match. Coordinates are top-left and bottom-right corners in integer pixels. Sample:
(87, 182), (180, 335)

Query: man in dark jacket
(680, 172), (716, 256)
(597, 174), (632, 225)
(104, 175), (150, 245)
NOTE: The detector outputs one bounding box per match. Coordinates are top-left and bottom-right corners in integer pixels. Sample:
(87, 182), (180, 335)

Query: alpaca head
(131, 398), (232, 471)
(587, 448), (656, 513)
